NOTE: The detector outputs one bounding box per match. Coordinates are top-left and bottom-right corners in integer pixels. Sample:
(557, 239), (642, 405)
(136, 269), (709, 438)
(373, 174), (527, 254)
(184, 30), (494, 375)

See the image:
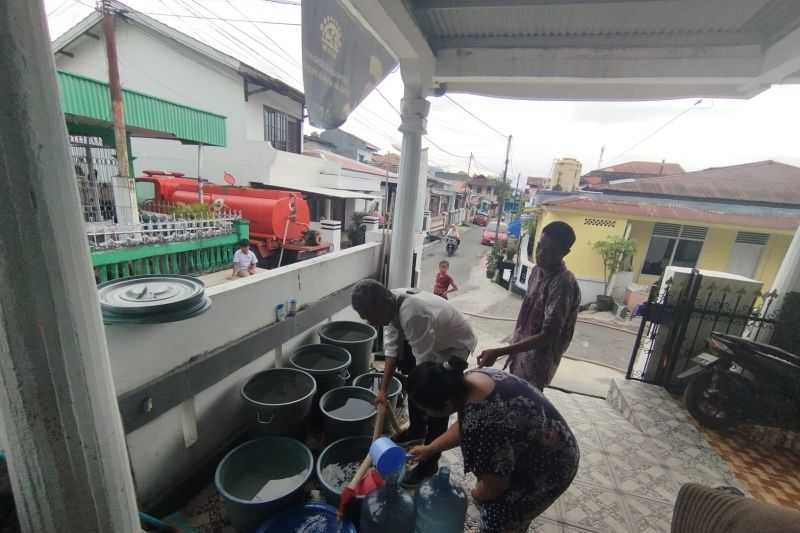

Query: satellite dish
(223, 171), (236, 186)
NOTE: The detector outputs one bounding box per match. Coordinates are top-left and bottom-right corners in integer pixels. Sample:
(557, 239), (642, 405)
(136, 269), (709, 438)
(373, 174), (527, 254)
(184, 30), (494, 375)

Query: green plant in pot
(592, 235), (636, 311)
(347, 211), (368, 246)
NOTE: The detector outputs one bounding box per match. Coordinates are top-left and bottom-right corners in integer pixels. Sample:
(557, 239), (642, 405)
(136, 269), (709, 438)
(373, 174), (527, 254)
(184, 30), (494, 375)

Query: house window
(264, 106), (301, 153)
(641, 223), (707, 276)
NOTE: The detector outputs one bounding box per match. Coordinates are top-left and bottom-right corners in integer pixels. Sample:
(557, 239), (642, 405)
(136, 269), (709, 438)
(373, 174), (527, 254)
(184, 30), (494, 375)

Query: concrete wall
(105, 244), (381, 503)
(539, 209), (627, 284)
(756, 233), (793, 291)
(55, 20), (303, 184)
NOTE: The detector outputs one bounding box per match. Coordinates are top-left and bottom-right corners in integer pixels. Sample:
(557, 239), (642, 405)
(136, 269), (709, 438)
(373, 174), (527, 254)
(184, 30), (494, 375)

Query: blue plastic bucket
(256, 502), (356, 533)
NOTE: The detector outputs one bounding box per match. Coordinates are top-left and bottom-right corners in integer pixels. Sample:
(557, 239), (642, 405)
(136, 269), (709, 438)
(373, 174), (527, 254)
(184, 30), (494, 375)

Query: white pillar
(770, 225), (800, 296)
(388, 85), (429, 289)
(0, 2), (139, 532)
(321, 219), (342, 252)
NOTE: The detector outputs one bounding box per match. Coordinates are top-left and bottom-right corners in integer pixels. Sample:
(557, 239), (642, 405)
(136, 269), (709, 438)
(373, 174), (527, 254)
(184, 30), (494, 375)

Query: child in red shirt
(433, 260), (458, 299)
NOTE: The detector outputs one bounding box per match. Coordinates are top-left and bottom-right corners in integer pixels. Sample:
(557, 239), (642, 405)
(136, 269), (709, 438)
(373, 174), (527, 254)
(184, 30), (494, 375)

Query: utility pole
(597, 145), (606, 169)
(102, 1), (129, 178)
(102, 0), (139, 224)
(467, 152), (473, 176)
(513, 172), (522, 214)
(493, 135), (512, 244)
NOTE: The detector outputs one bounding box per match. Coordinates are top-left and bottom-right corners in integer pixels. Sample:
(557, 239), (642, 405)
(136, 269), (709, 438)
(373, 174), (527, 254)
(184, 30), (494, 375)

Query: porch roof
(346, 0), (800, 100)
(542, 195), (800, 232)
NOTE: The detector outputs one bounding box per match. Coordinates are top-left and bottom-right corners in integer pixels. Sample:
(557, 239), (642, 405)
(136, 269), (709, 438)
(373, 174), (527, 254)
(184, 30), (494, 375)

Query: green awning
(57, 71), (226, 147)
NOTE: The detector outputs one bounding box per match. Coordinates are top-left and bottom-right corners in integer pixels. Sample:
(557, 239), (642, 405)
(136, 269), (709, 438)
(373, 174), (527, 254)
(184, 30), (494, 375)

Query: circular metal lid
(98, 275), (205, 316)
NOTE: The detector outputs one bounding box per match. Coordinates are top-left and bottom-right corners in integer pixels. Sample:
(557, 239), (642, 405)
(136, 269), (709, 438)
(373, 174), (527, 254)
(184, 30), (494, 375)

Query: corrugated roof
(594, 161), (685, 176)
(58, 71), (226, 146)
(592, 160), (800, 206)
(411, 0), (775, 50)
(544, 196), (800, 231)
(52, 3), (303, 103)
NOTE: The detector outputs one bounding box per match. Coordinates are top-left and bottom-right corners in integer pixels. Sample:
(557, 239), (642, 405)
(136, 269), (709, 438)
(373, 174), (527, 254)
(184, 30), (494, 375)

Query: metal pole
(0, 1), (139, 531)
(102, 3), (130, 178)
(494, 135), (512, 244)
(197, 143), (204, 202)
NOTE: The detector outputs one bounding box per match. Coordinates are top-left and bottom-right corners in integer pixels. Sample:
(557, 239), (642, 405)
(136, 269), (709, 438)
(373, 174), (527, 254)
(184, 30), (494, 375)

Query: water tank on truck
(136, 171), (329, 267)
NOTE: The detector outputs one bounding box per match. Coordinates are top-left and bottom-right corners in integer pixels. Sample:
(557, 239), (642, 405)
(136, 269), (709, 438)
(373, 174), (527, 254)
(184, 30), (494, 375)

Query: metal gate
(626, 270), (788, 388)
(69, 135), (119, 223)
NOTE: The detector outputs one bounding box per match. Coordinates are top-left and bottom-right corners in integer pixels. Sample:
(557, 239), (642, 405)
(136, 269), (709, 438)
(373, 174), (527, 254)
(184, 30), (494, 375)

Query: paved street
(418, 229), (637, 395)
(420, 225), (488, 295)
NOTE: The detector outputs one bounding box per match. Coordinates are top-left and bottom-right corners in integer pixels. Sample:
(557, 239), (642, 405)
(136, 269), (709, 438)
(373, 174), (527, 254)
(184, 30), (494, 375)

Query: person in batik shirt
(478, 222), (580, 390)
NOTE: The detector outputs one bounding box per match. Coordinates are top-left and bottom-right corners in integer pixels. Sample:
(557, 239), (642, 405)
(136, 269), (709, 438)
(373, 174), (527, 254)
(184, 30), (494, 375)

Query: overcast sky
(46, 0), (800, 178)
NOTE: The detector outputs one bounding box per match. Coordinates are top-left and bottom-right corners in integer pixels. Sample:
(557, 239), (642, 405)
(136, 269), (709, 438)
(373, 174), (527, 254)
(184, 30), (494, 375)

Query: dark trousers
(398, 342), (448, 469)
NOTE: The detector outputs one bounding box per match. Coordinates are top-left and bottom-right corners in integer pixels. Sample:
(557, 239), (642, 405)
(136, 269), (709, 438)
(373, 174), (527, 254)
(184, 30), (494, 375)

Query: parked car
(472, 212), (489, 226)
(481, 221), (508, 246)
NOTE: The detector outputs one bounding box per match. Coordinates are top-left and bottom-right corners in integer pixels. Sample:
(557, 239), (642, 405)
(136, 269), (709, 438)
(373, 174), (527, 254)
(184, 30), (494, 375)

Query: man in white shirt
(231, 239), (257, 278)
(351, 279), (476, 486)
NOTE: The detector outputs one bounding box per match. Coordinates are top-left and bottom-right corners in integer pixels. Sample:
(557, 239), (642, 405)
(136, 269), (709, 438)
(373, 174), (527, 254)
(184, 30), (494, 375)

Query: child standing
(433, 260), (458, 299)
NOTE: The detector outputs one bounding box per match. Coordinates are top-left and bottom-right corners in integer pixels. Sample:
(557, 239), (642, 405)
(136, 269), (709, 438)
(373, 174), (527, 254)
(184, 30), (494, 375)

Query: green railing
(92, 220), (249, 283)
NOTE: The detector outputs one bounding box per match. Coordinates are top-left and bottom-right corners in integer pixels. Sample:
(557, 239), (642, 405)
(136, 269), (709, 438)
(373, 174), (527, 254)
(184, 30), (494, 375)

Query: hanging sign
(302, 0), (397, 129)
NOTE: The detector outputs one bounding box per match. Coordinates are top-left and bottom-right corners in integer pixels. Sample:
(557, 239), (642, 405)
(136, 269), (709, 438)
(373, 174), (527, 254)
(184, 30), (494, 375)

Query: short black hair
(239, 239), (250, 247)
(407, 357), (469, 410)
(351, 279), (393, 316)
(439, 260), (449, 268)
(542, 221), (576, 251)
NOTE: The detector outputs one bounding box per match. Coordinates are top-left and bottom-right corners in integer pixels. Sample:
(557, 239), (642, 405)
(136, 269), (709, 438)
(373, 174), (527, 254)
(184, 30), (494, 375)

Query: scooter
(678, 332), (800, 431)
(445, 235), (459, 257)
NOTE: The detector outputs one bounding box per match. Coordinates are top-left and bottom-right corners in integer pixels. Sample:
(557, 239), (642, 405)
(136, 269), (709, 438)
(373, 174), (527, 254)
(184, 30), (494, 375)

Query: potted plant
(592, 236), (636, 311)
(347, 211), (368, 246)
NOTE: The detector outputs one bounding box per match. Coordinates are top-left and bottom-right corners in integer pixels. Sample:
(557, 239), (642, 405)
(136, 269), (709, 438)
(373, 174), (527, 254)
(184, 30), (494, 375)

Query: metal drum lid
(97, 275), (210, 323)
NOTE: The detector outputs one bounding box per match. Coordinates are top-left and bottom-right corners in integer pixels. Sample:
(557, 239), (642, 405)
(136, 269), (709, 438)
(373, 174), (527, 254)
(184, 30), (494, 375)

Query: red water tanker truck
(136, 171), (329, 267)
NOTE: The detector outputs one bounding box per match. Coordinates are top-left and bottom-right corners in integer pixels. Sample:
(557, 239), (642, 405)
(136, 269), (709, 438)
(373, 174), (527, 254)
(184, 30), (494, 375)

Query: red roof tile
(595, 161), (685, 176)
(594, 160), (800, 205)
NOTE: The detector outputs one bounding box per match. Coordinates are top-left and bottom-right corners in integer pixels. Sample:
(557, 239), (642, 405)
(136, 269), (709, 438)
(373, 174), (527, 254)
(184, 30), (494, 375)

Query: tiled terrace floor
(445, 379), (744, 533)
(169, 378), (800, 532)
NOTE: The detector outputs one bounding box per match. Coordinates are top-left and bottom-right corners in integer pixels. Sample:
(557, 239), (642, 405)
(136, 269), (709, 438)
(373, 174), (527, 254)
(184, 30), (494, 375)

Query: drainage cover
(97, 275), (210, 323)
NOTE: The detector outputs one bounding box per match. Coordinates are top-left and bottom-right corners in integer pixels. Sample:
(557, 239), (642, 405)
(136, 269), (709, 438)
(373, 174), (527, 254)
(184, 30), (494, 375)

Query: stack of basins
(217, 320), (395, 532)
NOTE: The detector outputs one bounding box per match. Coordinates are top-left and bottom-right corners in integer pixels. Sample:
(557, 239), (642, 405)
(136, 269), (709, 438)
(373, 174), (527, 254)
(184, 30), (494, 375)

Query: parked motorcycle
(678, 332), (800, 431)
(445, 235), (459, 257)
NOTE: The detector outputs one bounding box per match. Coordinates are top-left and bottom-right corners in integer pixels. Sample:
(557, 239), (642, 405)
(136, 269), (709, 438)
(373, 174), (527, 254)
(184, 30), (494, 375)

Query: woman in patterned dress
(407, 358), (579, 533)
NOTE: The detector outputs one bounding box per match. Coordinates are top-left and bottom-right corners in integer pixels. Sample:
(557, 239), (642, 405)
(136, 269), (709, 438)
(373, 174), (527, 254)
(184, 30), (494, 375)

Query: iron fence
(70, 135), (118, 223)
(626, 270), (794, 389)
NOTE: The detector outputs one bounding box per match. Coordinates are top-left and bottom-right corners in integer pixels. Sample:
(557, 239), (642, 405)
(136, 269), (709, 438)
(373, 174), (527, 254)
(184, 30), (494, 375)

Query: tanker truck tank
(137, 172), (327, 267)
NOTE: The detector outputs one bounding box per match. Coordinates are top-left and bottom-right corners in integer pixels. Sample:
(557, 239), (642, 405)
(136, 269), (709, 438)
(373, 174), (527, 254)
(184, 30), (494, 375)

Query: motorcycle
(445, 235), (459, 257)
(678, 332), (800, 431)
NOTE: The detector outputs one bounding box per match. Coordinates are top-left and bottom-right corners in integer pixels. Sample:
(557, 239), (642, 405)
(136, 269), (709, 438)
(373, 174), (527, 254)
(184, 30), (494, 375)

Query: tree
(593, 236), (637, 294)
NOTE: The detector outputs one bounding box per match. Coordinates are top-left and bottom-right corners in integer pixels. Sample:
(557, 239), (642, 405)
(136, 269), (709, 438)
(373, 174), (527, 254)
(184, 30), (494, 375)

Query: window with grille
(735, 231), (769, 246)
(642, 223), (707, 276)
(264, 106), (301, 153)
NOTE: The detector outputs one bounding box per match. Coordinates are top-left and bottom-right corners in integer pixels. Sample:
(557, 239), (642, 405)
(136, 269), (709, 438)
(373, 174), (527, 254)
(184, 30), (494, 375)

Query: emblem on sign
(320, 16), (342, 58)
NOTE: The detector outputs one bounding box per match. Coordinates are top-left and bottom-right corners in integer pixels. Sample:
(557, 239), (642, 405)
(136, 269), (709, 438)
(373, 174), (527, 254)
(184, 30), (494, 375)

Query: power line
(176, 0), (302, 84)
(223, 0), (299, 64)
(375, 87), (401, 116)
(374, 87), (470, 161)
(130, 11), (301, 25)
(603, 99), (704, 166)
(444, 95), (507, 138)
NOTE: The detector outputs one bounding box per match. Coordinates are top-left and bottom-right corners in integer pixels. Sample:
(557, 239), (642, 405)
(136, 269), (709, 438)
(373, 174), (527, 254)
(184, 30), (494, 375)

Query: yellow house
(531, 161), (800, 301)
